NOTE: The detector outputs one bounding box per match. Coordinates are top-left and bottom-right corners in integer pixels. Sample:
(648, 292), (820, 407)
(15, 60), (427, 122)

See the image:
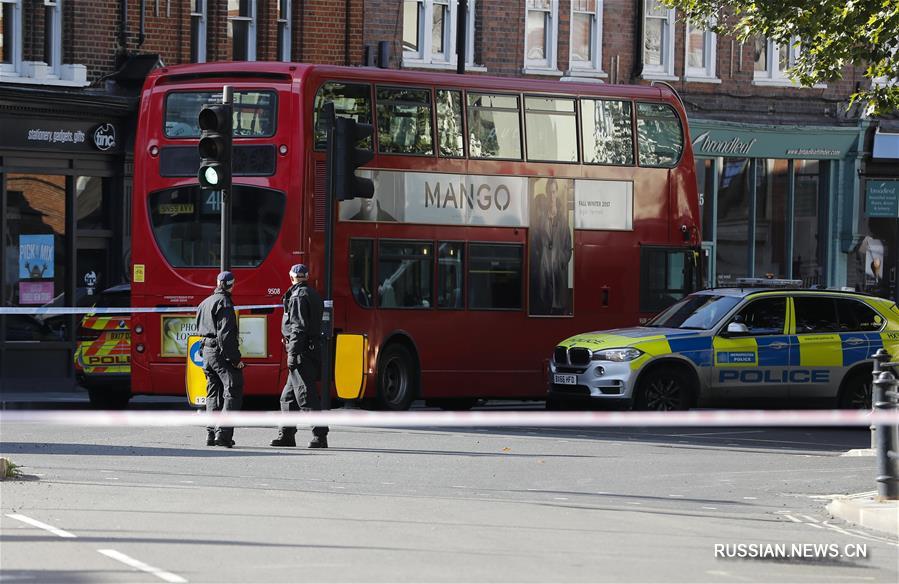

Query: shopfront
(689, 119), (866, 292)
(0, 89), (134, 390)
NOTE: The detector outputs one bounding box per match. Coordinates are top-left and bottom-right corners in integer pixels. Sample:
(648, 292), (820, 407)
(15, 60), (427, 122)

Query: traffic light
(333, 116), (374, 201)
(197, 104), (233, 190)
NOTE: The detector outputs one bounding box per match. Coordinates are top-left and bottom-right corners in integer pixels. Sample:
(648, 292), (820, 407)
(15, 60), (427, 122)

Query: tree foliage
(661, 1), (899, 116)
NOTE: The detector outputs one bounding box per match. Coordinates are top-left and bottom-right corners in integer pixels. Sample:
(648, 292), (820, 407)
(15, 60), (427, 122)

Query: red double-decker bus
(130, 62), (700, 409)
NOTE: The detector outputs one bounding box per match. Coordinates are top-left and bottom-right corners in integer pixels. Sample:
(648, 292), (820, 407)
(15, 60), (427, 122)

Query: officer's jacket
(195, 290), (242, 364)
(282, 282), (323, 357)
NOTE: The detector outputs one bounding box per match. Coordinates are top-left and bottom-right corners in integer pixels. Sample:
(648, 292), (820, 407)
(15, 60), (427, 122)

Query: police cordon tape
(2, 409), (898, 428)
(0, 304), (282, 315)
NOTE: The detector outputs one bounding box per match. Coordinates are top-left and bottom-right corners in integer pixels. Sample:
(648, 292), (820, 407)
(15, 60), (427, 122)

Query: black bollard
(872, 370), (899, 500)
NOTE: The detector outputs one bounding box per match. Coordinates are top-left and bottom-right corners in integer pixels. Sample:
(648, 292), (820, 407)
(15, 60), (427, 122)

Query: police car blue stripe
(841, 333), (870, 367)
(667, 336), (712, 367)
(756, 336), (791, 367)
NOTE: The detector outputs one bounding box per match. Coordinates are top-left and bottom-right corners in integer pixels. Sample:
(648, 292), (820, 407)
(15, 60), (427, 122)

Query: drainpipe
(116, 0), (129, 65)
(344, 0), (351, 65)
(633, 0), (644, 80)
(138, 0), (146, 49)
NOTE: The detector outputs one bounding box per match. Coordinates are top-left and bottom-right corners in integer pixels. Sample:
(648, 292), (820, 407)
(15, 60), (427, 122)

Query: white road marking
(6, 514), (76, 538)
(381, 482), (394, 485)
(105, 477), (119, 480)
(179, 481), (194, 484)
(678, 431), (765, 437)
(742, 497), (757, 500)
(98, 549), (187, 583)
(627, 502), (642, 505)
(806, 523), (824, 529)
(668, 494), (684, 498)
(702, 507), (717, 510)
(554, 497), (569, 501)
(782, 514), (803, 523)
(799, 514), (819, 523)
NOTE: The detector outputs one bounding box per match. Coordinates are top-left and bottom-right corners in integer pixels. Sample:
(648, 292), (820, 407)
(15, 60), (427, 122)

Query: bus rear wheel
(377, 344), (417, 411)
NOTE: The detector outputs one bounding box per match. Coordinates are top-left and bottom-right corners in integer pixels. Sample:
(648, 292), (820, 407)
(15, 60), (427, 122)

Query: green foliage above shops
(661, 0), (899, 116)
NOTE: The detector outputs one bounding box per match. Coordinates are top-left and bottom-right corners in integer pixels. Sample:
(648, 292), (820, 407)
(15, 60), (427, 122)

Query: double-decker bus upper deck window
(467, 93), (522, 160)
(436, 89), (464, 157)
(581, 99), (634, 165)
(349, 239), (374, 308)
(524, 96), (578, 163)
(376, 87), (434, 155)
(438, 242), (465, 309)
(378, 241), (434, 309)
(149, 185), (285, 267)
(314, 82), (372, 150)
(636, 102), (683, 167)
(469, 243), (523, 310)
(164, 91), (277, 138)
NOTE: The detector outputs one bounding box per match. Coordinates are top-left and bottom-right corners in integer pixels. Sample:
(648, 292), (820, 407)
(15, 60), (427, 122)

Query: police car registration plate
(553, 374), (576, 385)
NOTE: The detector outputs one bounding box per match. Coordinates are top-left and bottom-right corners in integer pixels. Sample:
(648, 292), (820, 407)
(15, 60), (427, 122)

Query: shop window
(277, 0), (291, 61)
(469, 243), (522, 310)
(228, 0), (256, 61)
(715, 158), (751, 286)
(437, 242), (464, 309)
(525, 96), (577, 163)
(793, 159), (825, 286)
(524, 0), (559, 73)
(377, 87), (434, 155)
(569, 0), (604, 75)
(642, 0), (675, 78)
(467, 93), (522, 160)
(581, 98), (633, 166)
(684, 20), (717, 81)
(349, 239), (374, 308)
(754, 159), (788, 279)
(377, 240), (433, 309)
(190, 0), (207, 63)
(76, 177), (112, 231)
(4, 173), (68, 342)
(403, 0), (476, 68)
(436, 89), (464, 157)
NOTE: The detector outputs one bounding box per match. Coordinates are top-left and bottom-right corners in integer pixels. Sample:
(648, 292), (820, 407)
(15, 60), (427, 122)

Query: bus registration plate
(553, 374), (576, 385)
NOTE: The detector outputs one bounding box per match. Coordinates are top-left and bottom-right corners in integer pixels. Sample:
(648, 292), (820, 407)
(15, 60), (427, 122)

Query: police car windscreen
(647, 295), (741, 330)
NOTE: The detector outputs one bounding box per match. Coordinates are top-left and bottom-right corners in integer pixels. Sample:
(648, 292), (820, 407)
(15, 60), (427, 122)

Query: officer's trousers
(203, 347), (244, 441)
(279, 355), (328, 438)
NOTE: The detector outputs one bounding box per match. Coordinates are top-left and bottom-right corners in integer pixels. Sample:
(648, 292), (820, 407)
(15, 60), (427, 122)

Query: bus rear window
(164, 91), (277, 138)
(148, 185), (285, 267)
(636, 102), (683, 167)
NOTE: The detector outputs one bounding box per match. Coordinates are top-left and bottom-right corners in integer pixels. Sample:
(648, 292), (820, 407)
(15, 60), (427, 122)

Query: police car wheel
(838, 370), (873, 410)
(634, 369), (692, 411)
(377, 344), (417, 411)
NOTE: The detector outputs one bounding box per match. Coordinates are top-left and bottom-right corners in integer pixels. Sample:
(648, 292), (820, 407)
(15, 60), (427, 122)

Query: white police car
(549, 280), (899, 410)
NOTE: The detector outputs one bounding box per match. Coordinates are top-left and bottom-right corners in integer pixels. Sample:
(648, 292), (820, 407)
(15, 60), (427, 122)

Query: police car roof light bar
(733, 277), (803, 288)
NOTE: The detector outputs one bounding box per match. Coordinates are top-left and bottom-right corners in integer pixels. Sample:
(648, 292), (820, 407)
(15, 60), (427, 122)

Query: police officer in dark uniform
(196, 271), (245, 448)
(271, 264), (328, 448)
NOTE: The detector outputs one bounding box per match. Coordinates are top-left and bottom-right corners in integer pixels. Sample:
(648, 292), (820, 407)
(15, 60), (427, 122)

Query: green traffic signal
(197, 103), (233, 190)
(202, 166), (220, 186)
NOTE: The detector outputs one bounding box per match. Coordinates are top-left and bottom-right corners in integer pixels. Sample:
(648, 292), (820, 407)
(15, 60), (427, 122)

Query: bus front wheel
(377, 344), (417, 411)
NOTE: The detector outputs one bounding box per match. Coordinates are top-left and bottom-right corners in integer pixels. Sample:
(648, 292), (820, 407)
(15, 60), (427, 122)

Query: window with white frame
(753, 37), (798, 84)
(0, 0), (22, 74)
(277, 0), (291, 61)
(41, 0), (62, 76)
(228, 0), (256, 61)
(643, 0), (674, 78)
(402, 0), (476, 67)
(190, 0), (207, 63)
(524, 0), (558, 72)
(569, 0), (604, 74)
(684, 19), (717, 80)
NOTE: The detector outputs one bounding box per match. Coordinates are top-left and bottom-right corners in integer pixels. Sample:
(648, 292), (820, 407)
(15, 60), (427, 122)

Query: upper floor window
(569, 0), (604, 74)
(524, 0), (559, 72)
(403, 0), (476, 68)
(190, 0), (207, 63)
(41, 0), (62, 76)
(0, 0), (22, 75)
(753, 37), (798, 85)
(684, 20), (717, 81)
(228, 0), (256, 61)
(642, 0), (675, 78)
(277, 0), (291, 61)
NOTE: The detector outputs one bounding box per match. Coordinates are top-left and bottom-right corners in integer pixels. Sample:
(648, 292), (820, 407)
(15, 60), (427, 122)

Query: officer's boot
(308, 435), (328, 449)
(206, 429), (216, 446)
(270, 433), (296, 447)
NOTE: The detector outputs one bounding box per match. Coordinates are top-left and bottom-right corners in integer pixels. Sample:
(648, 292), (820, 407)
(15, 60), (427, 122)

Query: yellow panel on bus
(335, 334), (367, 400)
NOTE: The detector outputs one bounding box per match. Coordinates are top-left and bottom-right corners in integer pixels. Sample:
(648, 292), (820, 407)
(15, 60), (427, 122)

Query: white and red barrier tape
(0, 304), (281, 316)
(1, 409), (897, 428)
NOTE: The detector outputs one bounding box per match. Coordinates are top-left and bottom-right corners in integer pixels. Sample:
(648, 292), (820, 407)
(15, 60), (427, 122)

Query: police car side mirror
(723, 322), (750, 337)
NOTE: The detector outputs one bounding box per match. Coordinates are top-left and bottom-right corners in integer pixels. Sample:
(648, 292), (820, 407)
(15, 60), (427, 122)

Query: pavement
(827, 490), (899, 537)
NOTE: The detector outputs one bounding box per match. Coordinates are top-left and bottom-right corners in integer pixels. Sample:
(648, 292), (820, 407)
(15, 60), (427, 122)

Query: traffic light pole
(220, 85), (234, 272)
(320, 102), (337, 410)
